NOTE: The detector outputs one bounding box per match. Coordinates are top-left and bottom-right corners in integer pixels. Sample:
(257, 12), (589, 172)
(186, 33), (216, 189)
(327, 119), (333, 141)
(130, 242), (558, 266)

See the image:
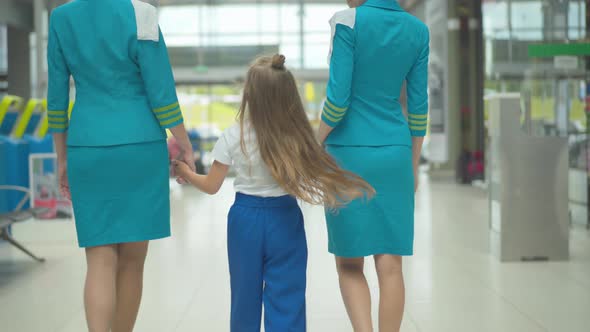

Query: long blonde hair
(238, 54), (375, 208)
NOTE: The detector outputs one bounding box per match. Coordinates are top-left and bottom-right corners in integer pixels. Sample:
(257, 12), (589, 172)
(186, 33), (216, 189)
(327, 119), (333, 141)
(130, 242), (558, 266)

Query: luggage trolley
(29, 153), (73, 220)
(26, 101), (73, 219)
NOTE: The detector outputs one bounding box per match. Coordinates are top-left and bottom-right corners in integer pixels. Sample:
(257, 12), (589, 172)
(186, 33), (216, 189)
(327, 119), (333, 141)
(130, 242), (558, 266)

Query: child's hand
(173, 159), (192, 178)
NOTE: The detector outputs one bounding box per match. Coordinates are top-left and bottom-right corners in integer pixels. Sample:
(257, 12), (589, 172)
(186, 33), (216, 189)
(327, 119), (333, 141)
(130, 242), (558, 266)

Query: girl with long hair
(174, 54), (374, 332)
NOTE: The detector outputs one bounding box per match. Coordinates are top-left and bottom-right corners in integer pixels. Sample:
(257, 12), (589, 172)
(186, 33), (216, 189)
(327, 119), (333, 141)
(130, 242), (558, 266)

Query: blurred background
(0, 0), (589, 331)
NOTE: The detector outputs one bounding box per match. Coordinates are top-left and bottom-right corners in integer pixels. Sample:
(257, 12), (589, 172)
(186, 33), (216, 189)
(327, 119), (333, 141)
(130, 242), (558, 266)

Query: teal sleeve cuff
(410, 129), (427, 137)
(408, 113), (428, 137)
(153, 102), (184, 129)
(321, 113), (338, 127)
(321, 99), (348, 127)
(47, 110), (69, 133)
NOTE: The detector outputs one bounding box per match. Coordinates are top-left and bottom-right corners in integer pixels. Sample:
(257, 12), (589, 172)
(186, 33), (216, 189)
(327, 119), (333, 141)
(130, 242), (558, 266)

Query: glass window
(159, 3), (339, 69)
(304, 4), (344, 32)
(159, 6), (200, 36)
(483, 1), (509, 38)
(568, 1), (586, 40)
(280, 4), (302, 34)
(305, 44), (329, 69)
(511, 2), (543, 40)
(279, 43), (302, 67)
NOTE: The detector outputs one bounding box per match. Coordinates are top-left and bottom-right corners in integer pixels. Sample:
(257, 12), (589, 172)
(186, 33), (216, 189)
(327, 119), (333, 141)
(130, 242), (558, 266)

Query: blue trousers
(228, 193), (307, 332)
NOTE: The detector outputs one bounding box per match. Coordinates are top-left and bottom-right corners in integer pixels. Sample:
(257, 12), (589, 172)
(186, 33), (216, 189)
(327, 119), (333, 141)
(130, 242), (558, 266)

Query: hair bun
(271, 54), (286, 69)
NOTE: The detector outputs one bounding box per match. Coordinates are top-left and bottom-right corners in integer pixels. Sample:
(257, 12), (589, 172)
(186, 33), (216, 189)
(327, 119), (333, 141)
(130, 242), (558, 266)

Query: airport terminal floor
(1, 173), (588, 332)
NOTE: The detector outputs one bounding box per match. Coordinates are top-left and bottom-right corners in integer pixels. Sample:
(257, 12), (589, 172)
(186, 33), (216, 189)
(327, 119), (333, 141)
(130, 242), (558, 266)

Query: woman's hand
(182, 150), (196, 172)
(317, 121), (334, 146)
(167, 123), (196, 184)
(52, 133), (70, 199)
(58, 162), (71, 200)
(175, 149), (196, 184)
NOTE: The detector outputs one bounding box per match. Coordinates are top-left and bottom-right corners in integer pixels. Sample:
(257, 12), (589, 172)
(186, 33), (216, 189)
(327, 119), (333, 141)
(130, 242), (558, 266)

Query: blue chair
(1, 136), (30, 211)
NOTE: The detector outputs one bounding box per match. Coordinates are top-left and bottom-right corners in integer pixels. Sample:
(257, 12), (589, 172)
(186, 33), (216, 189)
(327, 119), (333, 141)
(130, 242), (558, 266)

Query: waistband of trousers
(234, 192), (298, 208)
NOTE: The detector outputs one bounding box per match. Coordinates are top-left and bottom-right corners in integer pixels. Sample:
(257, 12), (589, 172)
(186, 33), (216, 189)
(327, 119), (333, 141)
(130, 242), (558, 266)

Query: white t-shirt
(212, 123), (287, 197)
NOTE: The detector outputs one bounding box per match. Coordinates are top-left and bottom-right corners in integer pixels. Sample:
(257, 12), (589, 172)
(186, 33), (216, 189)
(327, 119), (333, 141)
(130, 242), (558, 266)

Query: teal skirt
(67, 140), (171, 248)
(325, 145), (414, 258)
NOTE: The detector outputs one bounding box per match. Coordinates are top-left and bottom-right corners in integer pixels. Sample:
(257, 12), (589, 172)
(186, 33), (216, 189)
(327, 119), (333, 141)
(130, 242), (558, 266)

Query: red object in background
(34, 198), (58, 219)
(461, 106), (471, 114)
(34, 198), (72, 219)
(465, 150), (485, 181)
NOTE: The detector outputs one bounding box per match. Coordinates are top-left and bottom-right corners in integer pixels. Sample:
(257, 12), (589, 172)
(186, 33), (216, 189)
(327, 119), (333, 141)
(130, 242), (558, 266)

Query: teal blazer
(322, 0), (429, 147)
(47, 0), (183, 146)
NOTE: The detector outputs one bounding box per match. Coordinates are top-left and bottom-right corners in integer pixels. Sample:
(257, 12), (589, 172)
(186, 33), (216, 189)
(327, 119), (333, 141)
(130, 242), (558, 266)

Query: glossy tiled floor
(1, 174), (589, 332)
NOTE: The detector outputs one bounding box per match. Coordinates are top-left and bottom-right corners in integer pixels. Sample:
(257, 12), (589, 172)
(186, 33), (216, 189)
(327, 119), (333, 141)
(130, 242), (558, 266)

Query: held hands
(173, 149), (196, 184)
(173, 159), (192, 179)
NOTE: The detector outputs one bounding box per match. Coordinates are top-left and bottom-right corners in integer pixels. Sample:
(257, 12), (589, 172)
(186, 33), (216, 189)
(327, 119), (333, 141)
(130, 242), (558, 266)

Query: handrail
(0, 185), (46, 262)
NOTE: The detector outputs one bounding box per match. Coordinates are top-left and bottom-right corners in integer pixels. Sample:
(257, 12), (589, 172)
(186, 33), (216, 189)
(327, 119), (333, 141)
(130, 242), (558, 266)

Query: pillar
(425, 0), (484, 183)
(6, 26), (31, 99)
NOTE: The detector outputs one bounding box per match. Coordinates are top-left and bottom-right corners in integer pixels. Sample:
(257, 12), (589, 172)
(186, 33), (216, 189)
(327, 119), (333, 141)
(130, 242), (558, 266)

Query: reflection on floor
(0, 174), (589, 332)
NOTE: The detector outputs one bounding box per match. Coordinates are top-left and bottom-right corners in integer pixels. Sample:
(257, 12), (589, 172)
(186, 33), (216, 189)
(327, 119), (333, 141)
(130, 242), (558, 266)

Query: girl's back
(173, 54), (374, 332)
(212, 124), (286, 197)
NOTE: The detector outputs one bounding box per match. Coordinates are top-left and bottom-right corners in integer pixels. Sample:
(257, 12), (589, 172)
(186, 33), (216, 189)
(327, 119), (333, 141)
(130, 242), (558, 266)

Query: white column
(33, 0), (47, 98)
